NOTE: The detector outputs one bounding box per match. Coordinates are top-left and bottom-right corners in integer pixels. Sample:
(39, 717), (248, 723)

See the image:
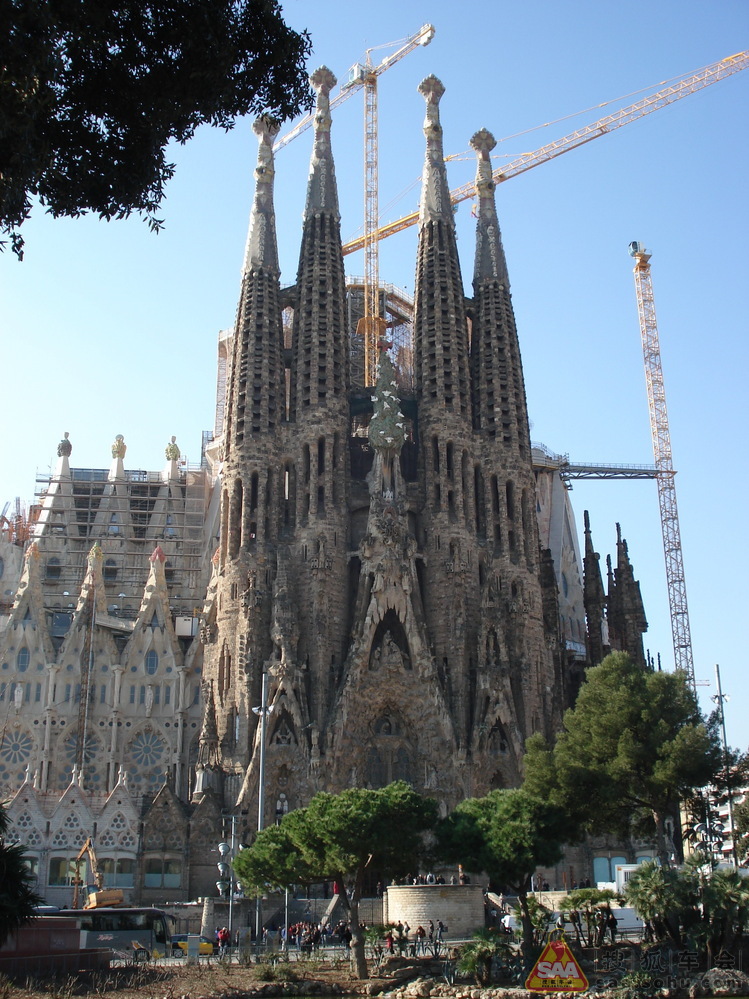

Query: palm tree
(0, 806), (45, 946)
(457, 929), (512, 986)
(689, 864), (749, 960)
(624, 861), (687, 948)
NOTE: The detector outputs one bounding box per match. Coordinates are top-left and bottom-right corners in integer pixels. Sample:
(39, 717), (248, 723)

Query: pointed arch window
(149, 612), (160, 631)
(217, 644), (232, 695)
(145, 650), (159, 675)
(16, 648), (30, 672)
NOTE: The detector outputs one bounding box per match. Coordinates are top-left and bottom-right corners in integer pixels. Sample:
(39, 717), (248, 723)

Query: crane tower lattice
(629, 242), (695, 690)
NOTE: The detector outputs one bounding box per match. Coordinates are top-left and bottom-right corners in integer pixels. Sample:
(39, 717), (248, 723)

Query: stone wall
(383, 885), (484, 940)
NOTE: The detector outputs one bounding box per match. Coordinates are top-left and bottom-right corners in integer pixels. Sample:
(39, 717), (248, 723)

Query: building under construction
(0, 71), (651, 906)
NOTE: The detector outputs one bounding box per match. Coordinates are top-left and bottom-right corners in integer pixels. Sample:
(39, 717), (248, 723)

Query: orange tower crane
(628, 242), (695, 690)
(342, 50), (748, 255)
(274, 24), (435, 386)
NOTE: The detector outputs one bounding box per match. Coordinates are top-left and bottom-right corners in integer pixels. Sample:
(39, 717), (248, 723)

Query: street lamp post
(712, 664), (738, 869)
(252, 668), (270, 950)
(216, 816), (237, 957)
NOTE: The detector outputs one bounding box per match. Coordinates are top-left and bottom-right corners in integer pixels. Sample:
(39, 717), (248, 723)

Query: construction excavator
(71, 838), (125, 909)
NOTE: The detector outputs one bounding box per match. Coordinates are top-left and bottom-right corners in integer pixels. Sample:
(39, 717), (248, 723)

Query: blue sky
(1, 0), (747, 748)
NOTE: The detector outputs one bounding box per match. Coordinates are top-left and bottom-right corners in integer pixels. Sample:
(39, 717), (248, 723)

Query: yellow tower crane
(628, 242), (695, 690)
(274, 24), (435, 386)
(342, 50), (748, 255)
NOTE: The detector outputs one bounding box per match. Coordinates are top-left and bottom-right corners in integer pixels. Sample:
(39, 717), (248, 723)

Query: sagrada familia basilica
(0, 69), (647, 904)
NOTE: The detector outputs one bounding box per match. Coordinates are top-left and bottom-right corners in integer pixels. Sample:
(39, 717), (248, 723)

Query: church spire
(304, 67), (340, 220)
(243, 115), (281, 276)
(608, 523), (648, 667)
(290, 66), (348, 419)
(224, 115), (286, 459)
(583, 510), (609, 667)
(418, 76), (454, 228)
(413, 76), (469, 419)
(471, 128), (509, 286)
(469, 128), (529, 450)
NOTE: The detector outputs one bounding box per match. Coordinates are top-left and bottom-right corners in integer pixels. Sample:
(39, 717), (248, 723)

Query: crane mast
(628, 242), (695, 690)
(273, 23), (434, 386)
(360, 49), (386, 387)
(347, 24), (435, 385)
(342, 50), (748, 256)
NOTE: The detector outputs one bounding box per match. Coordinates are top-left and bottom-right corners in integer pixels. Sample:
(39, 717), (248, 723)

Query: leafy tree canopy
(523, 652), (723, 863)
(1, 0), (313, 257)
(436, 788), (570, 965)
(0, 806), (45, 945)
(437, 788), (570, 896)
(233, 782), (437, 978)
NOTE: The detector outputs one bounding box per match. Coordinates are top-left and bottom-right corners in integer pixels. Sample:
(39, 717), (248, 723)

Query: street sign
(525, 939), (589, 992)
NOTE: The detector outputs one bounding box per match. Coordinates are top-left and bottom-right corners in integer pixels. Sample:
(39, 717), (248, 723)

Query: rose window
(0, 730), (33, 765)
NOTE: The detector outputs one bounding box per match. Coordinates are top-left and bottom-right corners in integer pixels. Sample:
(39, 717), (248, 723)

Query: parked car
(171, 934), (214, 957)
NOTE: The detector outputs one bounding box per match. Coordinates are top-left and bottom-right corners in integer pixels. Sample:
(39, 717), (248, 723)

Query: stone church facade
(0, 70), (648, 905)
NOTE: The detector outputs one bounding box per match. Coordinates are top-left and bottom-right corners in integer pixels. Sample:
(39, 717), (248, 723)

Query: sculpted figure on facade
(111, 435), (127, 459)
(57, 432), (72, 457)
(164, 436), (181, 461)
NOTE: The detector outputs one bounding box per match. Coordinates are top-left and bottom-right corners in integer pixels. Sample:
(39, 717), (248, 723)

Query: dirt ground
(1, 957), (393, 999)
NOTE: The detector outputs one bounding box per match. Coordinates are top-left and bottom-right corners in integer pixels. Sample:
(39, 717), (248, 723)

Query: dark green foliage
(1, 0), (313, 257)
(0, 806), (45, 946)
(556, 886), (619, 946)
(233, 781), (437, 979)
(235, 780), (437, 893)
(436, 788), (570, 967)
(457, 928), (511, 986)
(624, 857), (749, 959)
(523, 652), (723, 863)
(437, 788), (570, 894)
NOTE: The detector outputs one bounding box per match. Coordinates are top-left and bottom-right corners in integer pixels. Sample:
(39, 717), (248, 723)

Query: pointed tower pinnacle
(193, 683), (222, 796)
(223, 114), (286, 460)
(305, 67), (340, 220)
(469, 127), (530, 447)
(611, 523), (647, 666)
(243, 115), (281, 276)
(470, 128), (509, 286)
(413, 75), (469, 418)
(290, 64), (348, 418)
(583, 510), (608, 666)
(418, 76), (453, 226)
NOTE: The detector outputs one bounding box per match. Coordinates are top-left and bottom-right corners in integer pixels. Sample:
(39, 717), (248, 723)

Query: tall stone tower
(197, 72), (566, 828)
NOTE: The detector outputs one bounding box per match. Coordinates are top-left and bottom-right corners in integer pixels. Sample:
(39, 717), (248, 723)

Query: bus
(42, 907), (173, 959)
